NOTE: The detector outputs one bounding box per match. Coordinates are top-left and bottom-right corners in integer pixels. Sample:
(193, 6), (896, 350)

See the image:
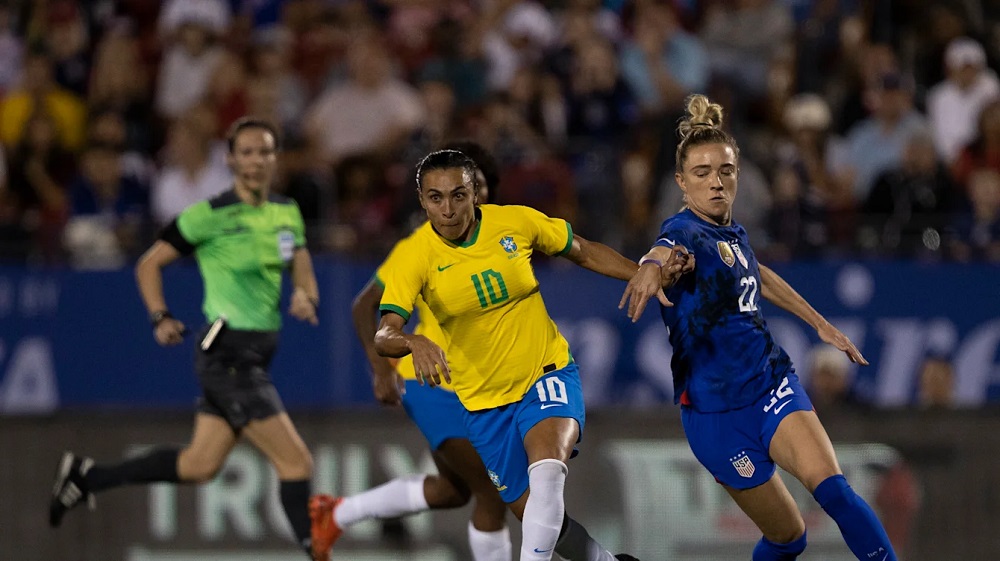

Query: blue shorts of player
(401, 380), (468, 451)
(682, 373), (813, 490)
(462, 362), (586, 503)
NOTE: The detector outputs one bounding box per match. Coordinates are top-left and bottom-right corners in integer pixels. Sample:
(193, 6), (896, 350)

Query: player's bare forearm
(291, 247), (320, 304)
(375, 313), (413, 358)
(563, 234), (638, 281)
(759, 264), (828, 331)
(352, 280), (395, 374)
(135, 240), (181, 314)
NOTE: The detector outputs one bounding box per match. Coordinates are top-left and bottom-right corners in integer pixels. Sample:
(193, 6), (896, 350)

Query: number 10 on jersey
(471, 269), (509, 308)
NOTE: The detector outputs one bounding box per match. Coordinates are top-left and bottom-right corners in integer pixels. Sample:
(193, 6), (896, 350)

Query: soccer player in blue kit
(620, 95), (898, 561)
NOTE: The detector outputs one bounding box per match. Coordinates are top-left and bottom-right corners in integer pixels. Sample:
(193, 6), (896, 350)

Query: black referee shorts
(194, 326), (286, 431)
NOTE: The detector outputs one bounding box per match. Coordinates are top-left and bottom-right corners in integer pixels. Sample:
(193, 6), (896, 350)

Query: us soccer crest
(717, 241), (736, 267)
(730, 451), (756, 478)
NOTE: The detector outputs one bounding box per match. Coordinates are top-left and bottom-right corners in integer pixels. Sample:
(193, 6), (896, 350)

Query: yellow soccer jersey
(373, 256), (454, 391)
(379, 204), (574, 411)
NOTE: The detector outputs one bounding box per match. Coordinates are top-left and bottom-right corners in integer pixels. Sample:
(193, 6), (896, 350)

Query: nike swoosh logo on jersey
(540, 403), (564, 410)
(773, 400), (793, 415)
(660, 237), (676, 245)
(533, 548), (553, 553)
(222, 226), (250, 235)
(437, 264), (456, 271)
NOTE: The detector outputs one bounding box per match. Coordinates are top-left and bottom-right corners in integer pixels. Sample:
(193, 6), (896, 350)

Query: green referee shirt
(163, 190), (306, 332)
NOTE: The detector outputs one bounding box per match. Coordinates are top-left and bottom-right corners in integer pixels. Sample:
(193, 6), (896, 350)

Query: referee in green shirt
(49, 118), (324, 560)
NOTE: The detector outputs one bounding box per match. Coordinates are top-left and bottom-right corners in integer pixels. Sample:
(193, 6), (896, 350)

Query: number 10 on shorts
(535, 376), (569, 407)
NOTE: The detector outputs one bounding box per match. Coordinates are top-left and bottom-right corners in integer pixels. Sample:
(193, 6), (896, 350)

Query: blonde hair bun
(679, 94), (724, 139)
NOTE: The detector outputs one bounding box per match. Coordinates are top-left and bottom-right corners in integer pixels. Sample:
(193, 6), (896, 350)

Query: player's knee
(179, 456), (225, 483)
(425, 474), (470, 508)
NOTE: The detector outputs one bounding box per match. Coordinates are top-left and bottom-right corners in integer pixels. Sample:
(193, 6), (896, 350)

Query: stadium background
(1, 0), (998, 559)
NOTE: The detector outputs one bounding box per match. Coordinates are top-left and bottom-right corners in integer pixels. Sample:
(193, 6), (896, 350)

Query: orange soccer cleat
(309, 494), (344, 561)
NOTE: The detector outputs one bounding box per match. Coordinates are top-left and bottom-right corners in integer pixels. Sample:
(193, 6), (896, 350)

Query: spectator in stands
(861, 128), (956, 258)
(951, 99), (1000, 189)
(151, 112), (232, 226)
(948, 167), (1000, 262)
(0, 1), (23, 96)
(155, 16), (226, 120)
(87, 107), (155, 186)
(325, 154), (395, 257)
(480, 0), (557, 92)
(498, 148), (578, 224)
(42, 0), (91, 97)
(833, 36), (893, 127)
(927, 37), (1000, 165)
(87, 19), (153, 151)
(835, 71), (928, 204)
(916, 355), (957, 409)
(209, 47), (250, 134)
(247, 28), (308, 137)
(768, 94), (843, 258)
(700, 0), (793, 101)
(158, 0), (231, 40)
(3, 110), (75, 261)
(618, 1), (707, 117)
(303, 36), (423, 168)
(64, 141), (149, 269)
(417, 17), (489, 111)
(0, 45), (86, 152)
(805, 346), (859, 411)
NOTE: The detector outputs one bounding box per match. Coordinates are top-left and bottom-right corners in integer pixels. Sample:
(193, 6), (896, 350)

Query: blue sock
(752, 531), (807, 561)
(813, 474), (896, 561)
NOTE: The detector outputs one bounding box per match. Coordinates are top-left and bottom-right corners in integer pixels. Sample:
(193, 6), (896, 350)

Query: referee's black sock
(85, 448), (180, 492)
(280, 479), (313, 553)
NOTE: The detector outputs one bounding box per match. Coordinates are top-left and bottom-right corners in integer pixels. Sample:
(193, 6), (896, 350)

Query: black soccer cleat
(49, 451), (95, 527)
(615, 555), (641, 561)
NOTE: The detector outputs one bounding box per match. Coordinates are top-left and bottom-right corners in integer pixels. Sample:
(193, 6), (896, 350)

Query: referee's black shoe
(615, 555), (641, 561)
(49, 451), (95, 527)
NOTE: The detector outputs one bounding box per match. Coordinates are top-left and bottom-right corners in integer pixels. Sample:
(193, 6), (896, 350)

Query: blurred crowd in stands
(0, 0), (999, 267)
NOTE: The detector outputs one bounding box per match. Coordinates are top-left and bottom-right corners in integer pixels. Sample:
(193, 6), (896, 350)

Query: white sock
(468, 521), (513, 561)
(334, 475), (429, 528)
(555, 516), (616, 561)
(519, 459), (567, 561)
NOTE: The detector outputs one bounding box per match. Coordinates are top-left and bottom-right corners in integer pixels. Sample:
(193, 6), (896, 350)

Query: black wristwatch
(150, 310), (173, 327)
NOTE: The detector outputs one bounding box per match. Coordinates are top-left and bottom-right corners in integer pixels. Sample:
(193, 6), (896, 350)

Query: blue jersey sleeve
(653, 216), (693, 251)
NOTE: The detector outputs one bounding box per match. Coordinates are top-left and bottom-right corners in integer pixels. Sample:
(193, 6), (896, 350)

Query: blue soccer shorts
(462, 362), (586, 503)
(681, 373), (814, 490)
(401, 380), (468, 450)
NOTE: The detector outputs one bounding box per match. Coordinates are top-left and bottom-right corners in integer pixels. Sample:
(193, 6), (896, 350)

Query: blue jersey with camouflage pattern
(654, 209), (793, 412)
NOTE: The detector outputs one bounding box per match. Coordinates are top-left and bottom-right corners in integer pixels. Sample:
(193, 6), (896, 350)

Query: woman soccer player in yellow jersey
(372, 149), (683, 561)
(310, 142), (511, 561)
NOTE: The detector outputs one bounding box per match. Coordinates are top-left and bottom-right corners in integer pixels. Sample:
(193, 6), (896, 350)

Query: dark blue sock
(813, 474), (896, 561)
(752, 531), (807, 561)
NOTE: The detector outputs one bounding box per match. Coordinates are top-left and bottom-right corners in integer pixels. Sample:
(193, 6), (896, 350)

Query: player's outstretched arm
(759, 264), (868, 365)
(352, 280), (403, 405)
(375, 313), (451, 387)
(562, 234), (637, 280)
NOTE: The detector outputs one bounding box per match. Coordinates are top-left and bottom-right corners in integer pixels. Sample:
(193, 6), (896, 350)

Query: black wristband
(150, 310), (173, 327)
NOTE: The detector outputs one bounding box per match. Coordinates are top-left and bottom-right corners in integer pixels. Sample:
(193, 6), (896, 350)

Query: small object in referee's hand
(201, 316), (226, 351)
